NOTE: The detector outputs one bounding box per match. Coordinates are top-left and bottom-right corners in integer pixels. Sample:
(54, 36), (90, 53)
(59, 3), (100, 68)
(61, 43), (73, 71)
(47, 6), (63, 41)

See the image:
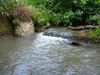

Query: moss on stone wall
(0, 16), (13, 35)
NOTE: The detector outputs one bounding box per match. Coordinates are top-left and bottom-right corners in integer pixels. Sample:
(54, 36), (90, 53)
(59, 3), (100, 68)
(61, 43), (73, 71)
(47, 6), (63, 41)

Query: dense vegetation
(0, 0), (100, 36)
(0, 0), (100, 26)
(21, 0), (100, 26)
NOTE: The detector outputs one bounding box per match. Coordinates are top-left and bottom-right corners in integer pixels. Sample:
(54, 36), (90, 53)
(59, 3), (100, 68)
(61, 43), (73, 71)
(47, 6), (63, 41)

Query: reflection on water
(0, 28), (100, 75)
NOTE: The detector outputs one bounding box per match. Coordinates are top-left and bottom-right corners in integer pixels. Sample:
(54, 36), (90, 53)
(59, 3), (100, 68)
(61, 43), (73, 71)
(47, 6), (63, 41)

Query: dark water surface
(0, 28), (100, 75)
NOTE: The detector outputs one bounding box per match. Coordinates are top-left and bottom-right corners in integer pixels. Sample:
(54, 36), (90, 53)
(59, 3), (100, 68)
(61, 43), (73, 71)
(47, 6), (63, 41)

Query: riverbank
(0, 16), (100, 44)
(71, 30), (100, 44)
(43, 27), (100, 45)
(0, 23), (100, 44)
(67, 25), (100, 43)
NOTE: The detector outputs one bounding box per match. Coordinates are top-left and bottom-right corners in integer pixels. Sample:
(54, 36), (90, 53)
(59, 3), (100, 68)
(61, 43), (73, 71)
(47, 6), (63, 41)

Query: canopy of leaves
(0, 0), (100, 25)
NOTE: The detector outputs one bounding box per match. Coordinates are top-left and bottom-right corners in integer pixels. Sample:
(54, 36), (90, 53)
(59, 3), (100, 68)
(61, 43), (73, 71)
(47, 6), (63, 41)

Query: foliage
(0, 0), (17, 16)
(13, 6), (33, 22)
(0, 0), (100, 26)
(90, 28), (100, 37)
(87, 15), (100, 25)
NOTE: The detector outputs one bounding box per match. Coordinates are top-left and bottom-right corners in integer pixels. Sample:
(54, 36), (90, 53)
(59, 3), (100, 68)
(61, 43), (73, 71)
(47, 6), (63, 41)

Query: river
(0, 28), (100, 75)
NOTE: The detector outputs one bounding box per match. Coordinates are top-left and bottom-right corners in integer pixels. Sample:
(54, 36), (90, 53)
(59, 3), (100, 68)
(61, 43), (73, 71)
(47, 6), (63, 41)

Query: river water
(0, 28), (100, 75)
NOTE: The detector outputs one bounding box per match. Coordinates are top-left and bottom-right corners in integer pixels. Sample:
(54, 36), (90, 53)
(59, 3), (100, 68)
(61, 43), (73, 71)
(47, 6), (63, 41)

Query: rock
(70, 25), (100, 30)
(0, 16), (13, 36)
(35, 22), (50, 32)
(43, 30), (72, 39)
(85, 25), (98, 29)
(70, 41), (82, 46)
(71, 26), (85, 30)
(12, 6), (35, 37)
(67, 26), (72, 29)
(15, 21), (35, 37)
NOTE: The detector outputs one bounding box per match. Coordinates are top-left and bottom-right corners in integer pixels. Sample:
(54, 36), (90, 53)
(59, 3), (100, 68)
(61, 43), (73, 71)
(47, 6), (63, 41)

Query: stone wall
(12, 6), (35, 37)
(0, 16), (35, 37)
(15, 21), (35, 36)
(0, 16), (13, 36)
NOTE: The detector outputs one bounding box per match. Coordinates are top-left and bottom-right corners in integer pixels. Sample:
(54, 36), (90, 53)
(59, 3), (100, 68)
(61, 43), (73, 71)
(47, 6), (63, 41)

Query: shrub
(0, 0), (17, 16)
(0, 0), (100, 27)
(87, 15), (100, 25)
(13, 6), (33, 22)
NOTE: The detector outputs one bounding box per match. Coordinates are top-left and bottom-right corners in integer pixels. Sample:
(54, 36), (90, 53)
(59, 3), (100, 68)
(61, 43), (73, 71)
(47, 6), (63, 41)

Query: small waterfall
(43, 28), (72, 39)
(33, 32), (69, 48)
(43, 28), (83, 46)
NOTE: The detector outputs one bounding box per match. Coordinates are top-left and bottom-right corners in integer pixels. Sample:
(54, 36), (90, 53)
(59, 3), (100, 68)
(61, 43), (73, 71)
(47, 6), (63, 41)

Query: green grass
(90, 28), (100, 38)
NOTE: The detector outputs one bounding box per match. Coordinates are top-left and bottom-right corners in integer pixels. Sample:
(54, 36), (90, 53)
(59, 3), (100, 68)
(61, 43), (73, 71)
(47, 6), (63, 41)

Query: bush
(0, 0), (17, 16)
(13, 6), (33, 22)
(0, 0), (100, 27)
(87, 15), (100, 25)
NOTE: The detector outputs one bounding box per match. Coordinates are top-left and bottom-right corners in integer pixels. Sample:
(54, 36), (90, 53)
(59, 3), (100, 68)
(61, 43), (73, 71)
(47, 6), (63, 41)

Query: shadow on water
(0, 27), (100, 75)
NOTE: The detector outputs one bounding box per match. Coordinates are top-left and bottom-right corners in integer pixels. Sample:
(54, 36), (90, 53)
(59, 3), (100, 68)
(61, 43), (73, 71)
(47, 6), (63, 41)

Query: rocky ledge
(67, 25), (100, 30)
